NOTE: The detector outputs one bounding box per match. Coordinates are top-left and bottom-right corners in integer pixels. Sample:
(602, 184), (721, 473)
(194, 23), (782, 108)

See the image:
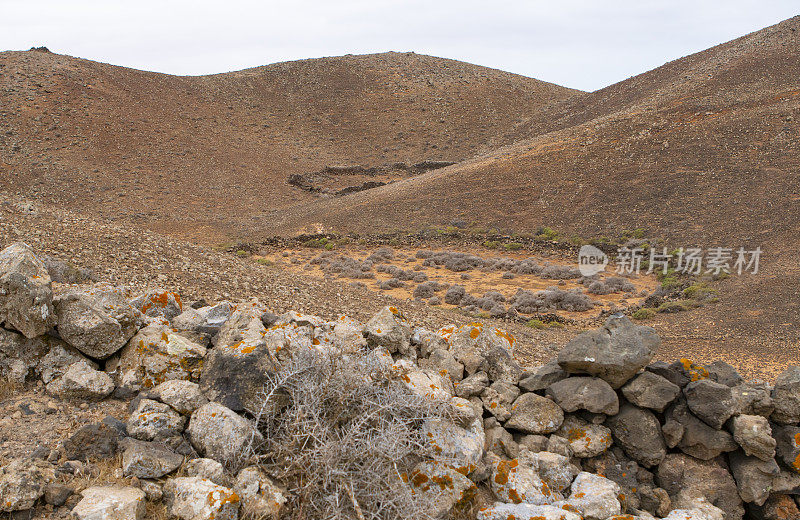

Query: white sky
(2, 0), (797, 91)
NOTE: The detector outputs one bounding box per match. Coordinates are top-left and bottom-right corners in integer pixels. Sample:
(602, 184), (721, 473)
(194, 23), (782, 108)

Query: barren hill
(0, 50), (579, 242)
(271, 17), (800, 373)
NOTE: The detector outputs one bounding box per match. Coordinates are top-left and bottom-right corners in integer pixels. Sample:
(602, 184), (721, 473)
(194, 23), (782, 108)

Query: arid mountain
(275, 16), (800, 246)
(272, 17), (800, 373)
(0, 50), (579, 242)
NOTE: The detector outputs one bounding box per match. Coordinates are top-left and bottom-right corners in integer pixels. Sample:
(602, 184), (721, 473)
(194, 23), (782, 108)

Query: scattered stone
(657, 453), (744, 520)
(755, 494), (800, 520)
(406, 461), (475, 518)
(234, 466), (287, 519)
(45, 360), (114, 400)
(185, 458), (229, 487)
(71, 486), (146, 520)
(150, 379), (208, 415)
(477, 503), (582, 520)
(684, 379), (737, 429)
(518, 359), (568, 392)
(363, 306), (413, 357)
(0, 242), (56, 338)
(36, 340), (94, 384)
(505, 393), (564, 434)
(126, 399), (186, 441)
(455, 371), (489, 398)
(116, 322), (207, 395)
(606, 404), (666, 467)
(445, 323), (521, 383)
(525, 450), (579, 493)
(560, 471), (621, 520)
(646, 361), (690, 388)
(622, 371), (681, 412)
(728, 451), (780, 506)
(0, 328), (54, 384)
(546, 376), (619, 415)
(64, 422), (120, 461)
(121, 438), (183, 479)
(43, 483), (73, 506)
(200, 306), (274, 412)
(186, 402), (263, 465)
(419, 347), (464, 382)
(163, 477), (240, 520)
(666, 399), (738, 460)
(771, 366), (800, 424)
(731, 414), (776, 461)
(54, 283), (143, 359)
(0, 459), (54, 512)
(558, 315), (659, 388)
(490, 458), (562, 505)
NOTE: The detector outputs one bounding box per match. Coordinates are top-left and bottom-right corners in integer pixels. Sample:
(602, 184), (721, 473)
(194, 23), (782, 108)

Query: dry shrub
(247, 348), (454, 520)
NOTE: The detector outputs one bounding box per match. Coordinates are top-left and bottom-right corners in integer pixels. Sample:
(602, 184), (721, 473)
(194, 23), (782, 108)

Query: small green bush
(538, 227), (559, 241)
(235, 250), (249, 257)
(548, 321), (565, 329)
(503, 242), (523, 251)
(483, 240), (501, 249)
(256, 258), (274, 266)
(526, 319), (547, 329)
(632, 308), (656, 320)
(683, 282), (717, 302)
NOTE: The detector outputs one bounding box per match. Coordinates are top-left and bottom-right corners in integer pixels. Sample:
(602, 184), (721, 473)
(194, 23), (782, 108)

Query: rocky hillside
(1, 242), (799, 519)
(0, 49), (579, 242)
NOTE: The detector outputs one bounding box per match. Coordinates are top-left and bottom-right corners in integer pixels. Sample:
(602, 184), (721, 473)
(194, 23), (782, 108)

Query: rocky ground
(1, 241), (799, 520)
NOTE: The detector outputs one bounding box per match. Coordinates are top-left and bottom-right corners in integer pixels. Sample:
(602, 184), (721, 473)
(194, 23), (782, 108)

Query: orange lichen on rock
(680, 358), (709, 381)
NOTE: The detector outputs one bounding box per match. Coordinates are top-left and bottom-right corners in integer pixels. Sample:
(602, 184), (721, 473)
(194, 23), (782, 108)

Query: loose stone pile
(0, 241), (798, 520)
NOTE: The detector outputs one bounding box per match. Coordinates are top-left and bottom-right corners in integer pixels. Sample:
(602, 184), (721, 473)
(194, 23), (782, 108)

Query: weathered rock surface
(407, 461), (476, 518)
(116, 322), (206, 394)
(505, 393), (564, 434)
(546, 376), (619, 415)
(657, 453), (744, 520)
(45, 359), (114, 400)
(666, 399), (738, 460)
(0, 242), (56, 338)
(186, 402), (263, 465)
(773, 424), (800, 473)
(0, 458), (54, 512)
(444, 323), (521, 383)
(771, 366), (800, 424)
(477, 502), (582, 520)
(518, 359), (567, 392)
(552, 415), (613, 458)
(72, 486), (146, 520)
(64, 422), (120, 461)
(731, 414), (776, 461)
(490, 458), (562, 505)
(200, 305), (274, 412)
(55, 283), (143, 359)
(149, 379), (208, 415)
(130, 289), (184, 320)
(164, 477), (240, 520)
(234, 466), (287, 519)
(622, 371), (681, 412)
(126, 398), (186, 441)
(364, 306), (413, 357)
(606, 403), (667, 467)
(185, 458), (229, 487)
(728, 451), (780, 506)
(121, 438), (184, 479)
(559, 471), (621, 520)
(558, 315), (659, 388)
(684, 379), (737, 429)
(421, 416), (485, 472)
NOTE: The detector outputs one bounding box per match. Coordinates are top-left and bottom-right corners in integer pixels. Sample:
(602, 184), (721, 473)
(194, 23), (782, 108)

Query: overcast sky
(2, 0), (797, 91)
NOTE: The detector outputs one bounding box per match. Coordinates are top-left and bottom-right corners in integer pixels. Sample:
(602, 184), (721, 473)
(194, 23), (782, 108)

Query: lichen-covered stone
(0, 242), (56, 338)
(505, 393), (564, 435)
(186, 402), (263, 465)
(163, 477), (239, 520)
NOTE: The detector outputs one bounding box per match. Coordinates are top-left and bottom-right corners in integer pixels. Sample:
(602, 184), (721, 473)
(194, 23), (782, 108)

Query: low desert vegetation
(246, 348), (455, 520)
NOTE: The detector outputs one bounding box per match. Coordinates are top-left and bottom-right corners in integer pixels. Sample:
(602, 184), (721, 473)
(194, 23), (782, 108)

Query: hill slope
(0, 50), (579, 242)
(271, 17), (800, 372)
